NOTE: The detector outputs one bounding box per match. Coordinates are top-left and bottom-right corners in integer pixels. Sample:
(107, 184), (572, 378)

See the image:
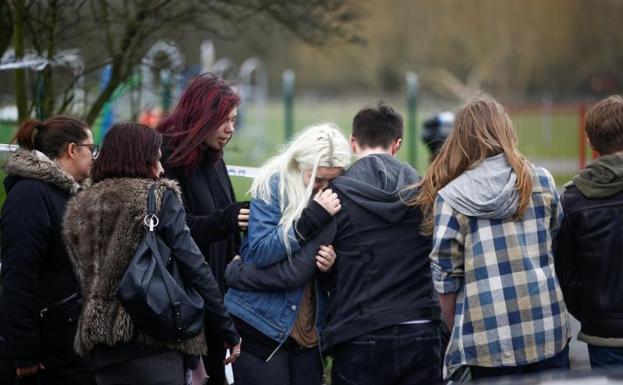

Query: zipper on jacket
(265, 340), (285, 363)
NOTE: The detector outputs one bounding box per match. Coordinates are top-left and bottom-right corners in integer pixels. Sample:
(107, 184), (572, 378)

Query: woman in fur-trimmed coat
(0, 116), (96, 385)
(63, 123), (241, 385)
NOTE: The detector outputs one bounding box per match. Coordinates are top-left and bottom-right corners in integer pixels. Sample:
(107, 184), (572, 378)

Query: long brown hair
(410, 94), (533, 233)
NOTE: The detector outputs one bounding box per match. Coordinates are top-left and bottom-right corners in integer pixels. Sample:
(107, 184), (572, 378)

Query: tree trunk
(42, 0), (58, 119)
(85, 60), (123, 125)
(11, 0), (28, 123)
(0, 1), (12, 59)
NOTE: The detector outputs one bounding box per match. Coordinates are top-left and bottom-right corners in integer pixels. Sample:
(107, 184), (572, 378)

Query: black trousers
(232, 339), (323, 385)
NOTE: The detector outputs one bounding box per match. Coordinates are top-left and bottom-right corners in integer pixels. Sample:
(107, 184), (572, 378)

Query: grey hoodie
(439, 154), (519, 220)
(331, 153), (420, 223)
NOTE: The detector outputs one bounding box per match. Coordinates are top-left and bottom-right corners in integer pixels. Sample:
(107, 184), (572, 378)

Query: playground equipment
(141, 40), (185, 114)
(204, 40), (269, 163)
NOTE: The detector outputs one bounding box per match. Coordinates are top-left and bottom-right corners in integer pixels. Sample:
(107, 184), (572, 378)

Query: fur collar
(4, 149), (80, 193)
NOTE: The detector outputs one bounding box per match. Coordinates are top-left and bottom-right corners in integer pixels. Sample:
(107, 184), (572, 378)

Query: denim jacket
(224, 176), (328, 346)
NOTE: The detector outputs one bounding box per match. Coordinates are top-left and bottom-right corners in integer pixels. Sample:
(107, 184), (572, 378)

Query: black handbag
(117, 184), (204, 343)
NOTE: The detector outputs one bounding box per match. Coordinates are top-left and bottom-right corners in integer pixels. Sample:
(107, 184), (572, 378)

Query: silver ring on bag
(144, 214), (159, 230)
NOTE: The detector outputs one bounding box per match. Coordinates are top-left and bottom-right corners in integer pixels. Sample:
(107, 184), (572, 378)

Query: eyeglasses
(75, 144), (100, 159)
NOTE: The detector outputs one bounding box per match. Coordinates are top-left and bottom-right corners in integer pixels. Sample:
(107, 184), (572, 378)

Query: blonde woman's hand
(223, 339), (242, 365)
(313, 189), (341, 216)
(316, 245), (336, 272)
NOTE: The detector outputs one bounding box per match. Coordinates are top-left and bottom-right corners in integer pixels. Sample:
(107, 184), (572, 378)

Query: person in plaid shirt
(411, 94), (571, 381)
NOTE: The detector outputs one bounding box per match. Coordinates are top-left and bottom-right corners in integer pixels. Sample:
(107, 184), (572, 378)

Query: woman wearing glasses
(0, 116), (96, 385)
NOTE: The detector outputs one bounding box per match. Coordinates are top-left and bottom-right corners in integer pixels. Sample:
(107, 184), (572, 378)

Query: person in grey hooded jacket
(226, 104), (442, 385)
(413, 94), (570, 381)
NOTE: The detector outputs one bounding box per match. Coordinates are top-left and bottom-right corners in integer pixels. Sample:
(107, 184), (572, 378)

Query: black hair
(352, 103), (403, 149)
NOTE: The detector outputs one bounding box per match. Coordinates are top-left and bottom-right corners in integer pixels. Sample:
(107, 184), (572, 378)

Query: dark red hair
(91, 122), (162, 183)
(156, 73), (240, 169)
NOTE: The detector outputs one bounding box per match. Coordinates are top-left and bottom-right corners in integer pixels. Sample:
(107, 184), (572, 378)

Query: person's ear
(391, 138), (402, 155)
(66, 143), (78, 160)
(350, 135), (358, 153)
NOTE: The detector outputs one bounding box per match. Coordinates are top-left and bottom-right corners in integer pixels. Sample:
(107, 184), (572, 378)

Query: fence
(507, 102), (594, 185)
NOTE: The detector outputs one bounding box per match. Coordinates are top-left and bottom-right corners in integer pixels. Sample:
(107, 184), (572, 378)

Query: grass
(226, 100), (587, 193)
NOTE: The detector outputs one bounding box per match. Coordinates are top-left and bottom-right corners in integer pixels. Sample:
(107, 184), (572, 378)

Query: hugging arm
(226, 221), (337, 291)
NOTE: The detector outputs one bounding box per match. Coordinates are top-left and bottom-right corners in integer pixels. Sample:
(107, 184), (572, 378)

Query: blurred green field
(226, 101), (587, 197)
(0, 101), (588, 206)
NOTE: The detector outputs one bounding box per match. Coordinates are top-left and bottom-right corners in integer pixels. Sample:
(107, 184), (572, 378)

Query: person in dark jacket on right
(226, 103), (442, 385)
(555, 95), (623, 369)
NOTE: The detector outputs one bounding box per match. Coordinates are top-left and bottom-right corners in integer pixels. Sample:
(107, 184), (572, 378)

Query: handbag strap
(144, 183), (160, 232)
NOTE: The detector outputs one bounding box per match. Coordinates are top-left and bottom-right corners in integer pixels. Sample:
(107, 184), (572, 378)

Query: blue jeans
(588, 345), (623, 369)
(331, 322), (442, 385)
(469, 345), (570, 380)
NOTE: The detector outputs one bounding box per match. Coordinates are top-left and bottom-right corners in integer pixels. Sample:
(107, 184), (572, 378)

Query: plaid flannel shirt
(431, 166), (571, 378)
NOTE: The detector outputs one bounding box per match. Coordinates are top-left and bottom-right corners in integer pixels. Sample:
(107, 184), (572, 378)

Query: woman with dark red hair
(157, 73), (249, 385)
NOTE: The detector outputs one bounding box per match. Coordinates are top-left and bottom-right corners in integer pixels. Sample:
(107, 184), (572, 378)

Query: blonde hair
(251, 123), (352, 254)
(411, 93), (533, 233)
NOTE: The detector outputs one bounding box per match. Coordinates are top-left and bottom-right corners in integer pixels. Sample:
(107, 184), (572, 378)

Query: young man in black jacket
(226, 104), (442, 385)
(555, 95), (623, 369)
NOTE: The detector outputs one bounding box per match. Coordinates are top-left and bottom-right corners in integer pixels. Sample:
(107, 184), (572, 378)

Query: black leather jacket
(555, 183), (623, 338)
(158, 189), (240, 346)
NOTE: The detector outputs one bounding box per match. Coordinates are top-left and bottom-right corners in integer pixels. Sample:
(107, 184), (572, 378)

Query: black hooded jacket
(226, 153), (440, 351)
(555, 154), (623, 341)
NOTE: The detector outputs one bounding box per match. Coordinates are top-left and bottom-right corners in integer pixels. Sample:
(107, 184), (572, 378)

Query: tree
(0, 1), (12, 58)
(4, 0), (360, 124)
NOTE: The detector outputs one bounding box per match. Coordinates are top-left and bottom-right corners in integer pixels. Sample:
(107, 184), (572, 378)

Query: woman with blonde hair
(412, 94), (570, 380)
(225, 123), (351, 385)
